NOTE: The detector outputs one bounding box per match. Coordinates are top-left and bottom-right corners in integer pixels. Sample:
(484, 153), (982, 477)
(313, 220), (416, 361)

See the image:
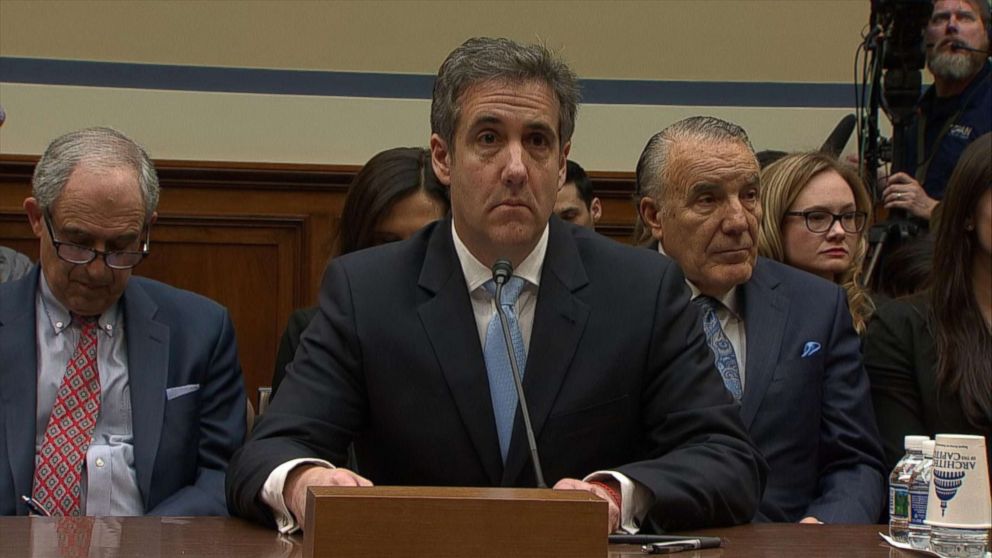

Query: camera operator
(885, 0), (990, 221)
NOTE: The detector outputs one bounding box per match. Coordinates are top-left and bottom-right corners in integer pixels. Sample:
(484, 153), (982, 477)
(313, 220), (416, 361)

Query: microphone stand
(492, 260), (547, 488)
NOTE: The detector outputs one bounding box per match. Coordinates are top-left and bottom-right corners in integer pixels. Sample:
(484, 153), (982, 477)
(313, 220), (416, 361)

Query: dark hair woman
(272, 147), (449, 394)
(864, 132), (991, 471)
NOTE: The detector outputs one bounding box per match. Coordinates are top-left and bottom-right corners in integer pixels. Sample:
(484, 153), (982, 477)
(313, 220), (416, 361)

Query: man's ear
(590, 197), (603, 223)
(558, 142), (571, 189)
(23, 197), (44, 238)
(429, 133), (452, 188)
(638, 196), (665, 241)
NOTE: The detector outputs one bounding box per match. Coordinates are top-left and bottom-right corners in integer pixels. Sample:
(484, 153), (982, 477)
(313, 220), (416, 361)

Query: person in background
(0, 246), (32, 283)
(874, 235), (935, 302)
(271, 147), (449, 396)
(885, 0), (991, 221)
(0, 104), (33, 284)
(865, 132), (991, 472)
(0, 127), (245, 516)
(758, 152), (875, 334)
(636, 116), (885, 524)
(553, 160), (601, 230)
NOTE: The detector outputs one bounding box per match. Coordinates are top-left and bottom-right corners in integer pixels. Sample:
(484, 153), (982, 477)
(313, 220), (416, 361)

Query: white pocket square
(166, 384), (200, 400)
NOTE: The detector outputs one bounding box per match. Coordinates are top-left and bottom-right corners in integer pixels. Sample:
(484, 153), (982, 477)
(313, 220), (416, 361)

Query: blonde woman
(758, 152), (874, 333)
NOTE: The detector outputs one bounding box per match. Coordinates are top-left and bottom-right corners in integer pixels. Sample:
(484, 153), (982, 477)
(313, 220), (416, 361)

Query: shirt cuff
(261, 458), (334, 534)
(584, 470), (651, 534)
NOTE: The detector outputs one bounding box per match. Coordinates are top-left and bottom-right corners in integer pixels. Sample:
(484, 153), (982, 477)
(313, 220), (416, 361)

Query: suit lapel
(123, 280), (169, 509)
(502, 220), (590, 486)
(740, 259), (788, 428)
(417, 222), (503, 485)
(0, 267), (41, 510)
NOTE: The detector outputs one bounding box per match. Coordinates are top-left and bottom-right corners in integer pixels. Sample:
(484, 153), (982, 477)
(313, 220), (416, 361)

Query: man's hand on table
(554, 478), (621, 534)
(283, 465), (373, 526)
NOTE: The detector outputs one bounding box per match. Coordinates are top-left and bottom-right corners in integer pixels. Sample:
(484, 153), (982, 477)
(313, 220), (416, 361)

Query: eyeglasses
(784, 210), (868, 234)
(43, 210), (151, 270)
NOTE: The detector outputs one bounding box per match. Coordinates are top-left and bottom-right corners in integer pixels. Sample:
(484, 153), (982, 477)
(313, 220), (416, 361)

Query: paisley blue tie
(693, 296), (743, 400)
(483, 276), (527, 461)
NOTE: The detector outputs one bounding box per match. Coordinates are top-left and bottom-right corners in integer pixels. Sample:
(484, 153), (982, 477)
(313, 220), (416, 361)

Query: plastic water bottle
(929, 526), (989, 558)
(889, 435), (929, 543)
(907, 439), (935, 549)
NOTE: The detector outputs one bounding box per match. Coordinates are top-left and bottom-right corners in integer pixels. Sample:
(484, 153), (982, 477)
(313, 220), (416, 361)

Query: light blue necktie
(483, 276), (527, 461)
(693, 296), (743, 400)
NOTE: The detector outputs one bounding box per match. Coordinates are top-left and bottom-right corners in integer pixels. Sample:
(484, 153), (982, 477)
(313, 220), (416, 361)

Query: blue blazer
(0, 267), (245, 516)
(741, 257), (885, 523)
(228, 217), (767, 532)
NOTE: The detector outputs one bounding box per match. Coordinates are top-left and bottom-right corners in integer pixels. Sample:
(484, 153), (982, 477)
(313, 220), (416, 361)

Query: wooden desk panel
(0, 517), (909, 557)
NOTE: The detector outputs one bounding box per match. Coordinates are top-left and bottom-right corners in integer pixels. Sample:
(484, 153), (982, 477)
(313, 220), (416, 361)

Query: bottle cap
(905, 435), (929, 451)
(922, 440), (936, 457)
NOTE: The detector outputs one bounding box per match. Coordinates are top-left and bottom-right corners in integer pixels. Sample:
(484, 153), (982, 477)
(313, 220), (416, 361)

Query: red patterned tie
(32, 316), (101, 516)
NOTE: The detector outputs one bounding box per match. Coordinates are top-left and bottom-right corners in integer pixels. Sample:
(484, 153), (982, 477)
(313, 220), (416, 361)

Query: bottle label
(890, 486), (910, 519)
(910, 489), (929, 526)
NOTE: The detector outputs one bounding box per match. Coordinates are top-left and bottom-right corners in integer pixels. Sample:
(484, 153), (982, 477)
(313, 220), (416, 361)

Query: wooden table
(0, 517), (917, 557)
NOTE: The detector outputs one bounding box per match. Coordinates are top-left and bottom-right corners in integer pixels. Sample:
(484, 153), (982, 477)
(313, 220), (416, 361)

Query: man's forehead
(933, 0), (980, 15)
(556, 182), (583, 204)
(664, 139), (757, 190)
(67, 161), (140, 185)
(457, 79), (560, 124)
(56, 164), (144, 213)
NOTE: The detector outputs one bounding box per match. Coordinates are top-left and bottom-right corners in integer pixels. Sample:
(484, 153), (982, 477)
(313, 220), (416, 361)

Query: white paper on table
(878, 532), (943, 556)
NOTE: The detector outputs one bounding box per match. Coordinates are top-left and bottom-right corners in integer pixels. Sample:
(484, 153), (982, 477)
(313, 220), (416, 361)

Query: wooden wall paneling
(138, 214), (305, 399)
(590, 171), (639, 244)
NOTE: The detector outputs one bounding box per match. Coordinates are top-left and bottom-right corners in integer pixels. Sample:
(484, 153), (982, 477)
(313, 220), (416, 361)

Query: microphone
(820, 114), (857, 158)
(949, 43), (988, 53)
(927, 40), (989, 53)
(490, 258), (546, 488)
(492, 259), (513, 285)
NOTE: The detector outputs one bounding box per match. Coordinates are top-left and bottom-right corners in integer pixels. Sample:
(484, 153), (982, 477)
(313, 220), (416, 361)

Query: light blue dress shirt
(34, 273), (144, 515)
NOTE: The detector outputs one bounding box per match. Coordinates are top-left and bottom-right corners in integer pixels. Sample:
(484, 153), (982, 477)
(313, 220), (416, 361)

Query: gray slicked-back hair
(635, 116), (754, 203)
(32, 127), (159, 219)
(430, 37), (580, 150)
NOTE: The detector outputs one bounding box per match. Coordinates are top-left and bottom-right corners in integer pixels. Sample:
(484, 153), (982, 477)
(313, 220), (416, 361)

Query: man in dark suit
(0, 127), (245, 516)
(227, 37), (765, 535)
(636, 116), (886, 523)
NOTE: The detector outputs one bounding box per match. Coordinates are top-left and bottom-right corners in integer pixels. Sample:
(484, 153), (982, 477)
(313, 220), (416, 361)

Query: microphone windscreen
(820, 114), (857, 158)
(491, 259), (513, 284)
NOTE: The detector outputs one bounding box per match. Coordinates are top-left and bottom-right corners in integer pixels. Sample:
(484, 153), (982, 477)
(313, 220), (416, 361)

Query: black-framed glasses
(785, 210), (868, 234)
(43, 210), (151, 270)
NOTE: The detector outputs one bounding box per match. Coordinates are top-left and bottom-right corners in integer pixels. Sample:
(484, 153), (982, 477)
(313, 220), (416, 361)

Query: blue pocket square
(801, 342), (821, 358)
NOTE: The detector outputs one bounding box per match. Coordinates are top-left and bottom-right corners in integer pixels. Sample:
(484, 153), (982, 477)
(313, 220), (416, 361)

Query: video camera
(860, 0), (933, 288)
(871, 0), (932, 121)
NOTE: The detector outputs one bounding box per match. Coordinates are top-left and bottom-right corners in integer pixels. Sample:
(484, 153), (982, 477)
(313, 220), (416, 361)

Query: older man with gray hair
(636, 116), (885, 524)
(0, 127), (245, 516)
(228, 38), (764, 535)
